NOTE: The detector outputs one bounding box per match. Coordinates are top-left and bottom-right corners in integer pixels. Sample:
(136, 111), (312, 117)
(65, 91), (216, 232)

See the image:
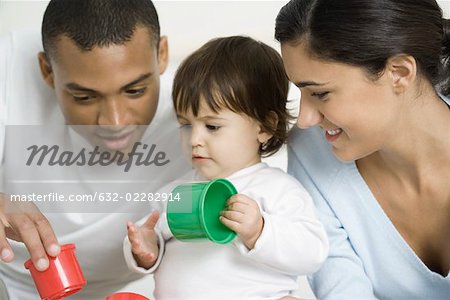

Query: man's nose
(97, 97), (129, 127)
(296, 97), (323, 129)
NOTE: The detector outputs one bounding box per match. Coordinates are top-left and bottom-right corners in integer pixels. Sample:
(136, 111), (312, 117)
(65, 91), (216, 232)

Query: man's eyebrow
(121, 73), (153, 91)
(64, 73), (153, 93)
(65, 83), (97, 93)
(294, 81), (327, 88)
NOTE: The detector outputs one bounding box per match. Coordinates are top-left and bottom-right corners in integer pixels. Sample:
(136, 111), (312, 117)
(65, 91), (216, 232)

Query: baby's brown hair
(173, 36), (292, 156)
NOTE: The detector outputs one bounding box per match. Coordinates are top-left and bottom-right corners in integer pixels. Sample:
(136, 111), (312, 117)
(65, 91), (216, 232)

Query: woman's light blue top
(287, 96), (450, 299)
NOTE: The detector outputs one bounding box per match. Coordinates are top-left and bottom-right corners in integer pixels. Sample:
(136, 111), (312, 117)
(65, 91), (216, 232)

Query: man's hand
(220, 194), (263, 250)
(0, 193), (60, 271)
(127, 211), (160, 269)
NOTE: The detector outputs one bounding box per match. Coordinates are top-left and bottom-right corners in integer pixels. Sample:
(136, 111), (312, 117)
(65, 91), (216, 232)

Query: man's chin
(98, 142), (141, 158)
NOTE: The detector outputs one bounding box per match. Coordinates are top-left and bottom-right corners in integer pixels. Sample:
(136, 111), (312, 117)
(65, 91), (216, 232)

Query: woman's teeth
(327, 128), (342, 136)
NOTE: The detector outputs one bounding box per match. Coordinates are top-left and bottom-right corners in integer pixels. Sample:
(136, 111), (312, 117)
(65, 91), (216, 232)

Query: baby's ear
(257, 111), (278, 143)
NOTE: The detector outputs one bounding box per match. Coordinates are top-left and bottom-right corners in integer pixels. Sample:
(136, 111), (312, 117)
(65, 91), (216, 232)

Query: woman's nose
(296, 97), (323, 129)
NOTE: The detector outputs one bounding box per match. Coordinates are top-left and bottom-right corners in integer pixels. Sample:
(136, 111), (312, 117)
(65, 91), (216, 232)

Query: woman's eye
(179, 124), (191, 129)
(126, 87), (146, 96)
(206, 124), (220, 131)
(311, 92), (329, 100)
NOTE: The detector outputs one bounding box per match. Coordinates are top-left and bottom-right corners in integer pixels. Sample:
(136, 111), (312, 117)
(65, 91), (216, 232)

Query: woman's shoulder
(287, 126), (356, 198)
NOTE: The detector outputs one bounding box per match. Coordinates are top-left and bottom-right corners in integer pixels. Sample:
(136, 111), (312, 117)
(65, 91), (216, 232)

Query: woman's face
(281, 42), (400, 161)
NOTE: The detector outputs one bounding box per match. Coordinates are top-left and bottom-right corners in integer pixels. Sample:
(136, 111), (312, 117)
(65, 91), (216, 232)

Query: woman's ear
(38, 52), (55, 88)
(386, 54), (417, 94)
(257, 111), (278, 144)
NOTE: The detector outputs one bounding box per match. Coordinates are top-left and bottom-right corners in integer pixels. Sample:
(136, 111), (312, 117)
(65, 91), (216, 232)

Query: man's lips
(97, 131), (134, 150)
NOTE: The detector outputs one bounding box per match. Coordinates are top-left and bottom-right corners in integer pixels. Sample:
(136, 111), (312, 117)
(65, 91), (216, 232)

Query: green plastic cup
(167, 178), (237, 244)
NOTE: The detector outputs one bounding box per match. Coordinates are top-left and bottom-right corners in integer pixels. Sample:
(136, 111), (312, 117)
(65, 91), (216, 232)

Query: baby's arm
(127, 211), (160, 269)
(123, 178), (187, 273)
(227, 177), (329, 276)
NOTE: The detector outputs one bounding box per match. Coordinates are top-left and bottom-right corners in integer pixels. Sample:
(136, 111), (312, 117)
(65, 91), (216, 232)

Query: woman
(275, 0), (450, 299)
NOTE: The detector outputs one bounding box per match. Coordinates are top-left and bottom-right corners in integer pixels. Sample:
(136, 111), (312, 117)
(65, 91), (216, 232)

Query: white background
(1, 1), (449, 299)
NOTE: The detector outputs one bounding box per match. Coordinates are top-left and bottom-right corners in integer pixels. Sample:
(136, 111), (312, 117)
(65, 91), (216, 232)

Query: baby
(124, 36), (328, 300)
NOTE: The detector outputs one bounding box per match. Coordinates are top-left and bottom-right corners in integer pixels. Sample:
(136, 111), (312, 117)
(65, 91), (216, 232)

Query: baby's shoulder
(251, 165), (307, 192)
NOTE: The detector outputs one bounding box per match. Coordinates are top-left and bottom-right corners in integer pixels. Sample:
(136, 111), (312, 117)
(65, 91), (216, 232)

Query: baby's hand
(220, 194), (263, 249)
(127, 211), (160, 269)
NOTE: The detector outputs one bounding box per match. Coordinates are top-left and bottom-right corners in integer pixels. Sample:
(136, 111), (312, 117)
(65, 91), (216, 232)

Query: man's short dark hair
(42, 0), (160, 60)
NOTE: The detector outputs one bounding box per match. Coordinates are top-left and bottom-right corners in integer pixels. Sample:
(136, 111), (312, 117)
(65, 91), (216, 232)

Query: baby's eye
(179, 124), (192, 129)
(311, 91), (329, 100)
(205, 124), (220, 131)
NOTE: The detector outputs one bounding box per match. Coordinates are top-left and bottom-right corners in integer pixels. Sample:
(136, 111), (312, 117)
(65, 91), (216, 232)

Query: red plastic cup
(24, 244), (86, 300)
(105, 292), (150, 300)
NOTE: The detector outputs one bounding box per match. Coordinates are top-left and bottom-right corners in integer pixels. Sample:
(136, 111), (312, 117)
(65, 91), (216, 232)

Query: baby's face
(177, 101), (264, 179)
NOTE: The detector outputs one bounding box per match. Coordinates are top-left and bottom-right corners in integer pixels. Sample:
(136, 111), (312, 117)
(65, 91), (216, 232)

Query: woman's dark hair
(275, 0), (450, 96)
(173, 36), (292, 157)
(42, 0), (160, 61)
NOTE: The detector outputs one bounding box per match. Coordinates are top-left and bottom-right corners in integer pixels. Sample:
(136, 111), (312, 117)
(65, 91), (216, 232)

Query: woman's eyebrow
(294, 80), (328, 88)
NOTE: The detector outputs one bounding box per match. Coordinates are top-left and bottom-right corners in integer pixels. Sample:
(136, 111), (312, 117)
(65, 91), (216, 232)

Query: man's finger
(31, 214), (60, 257)
(4, 225), (20, 241)
(8, 215), (49, 271)
(0, 221), (14, 263)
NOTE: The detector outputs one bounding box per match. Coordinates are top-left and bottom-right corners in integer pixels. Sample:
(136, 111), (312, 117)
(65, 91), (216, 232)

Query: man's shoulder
(0, 29), (42, 53)
(2, 29), (63, 125)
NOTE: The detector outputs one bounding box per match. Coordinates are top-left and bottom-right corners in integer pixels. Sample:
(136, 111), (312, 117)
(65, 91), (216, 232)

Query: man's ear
(257, 111), (278, 144)
(386, 54), (417, 94)
(38, 52), (55, 88)
(158, 36), (169, 75)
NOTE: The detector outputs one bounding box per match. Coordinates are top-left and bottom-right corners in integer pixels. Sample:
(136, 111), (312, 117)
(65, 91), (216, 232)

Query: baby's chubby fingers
(127, 222), (141, 251)
(220, 210), (245, 223)
(127, 221), (157, 264)
(227, 194), (261, 210)
(222, 194), (263, 250)
(142, 211), (160, 230)
(219, 215), (240, 233)
(225, 201), (249, 214)
(226, 194), (252, 206)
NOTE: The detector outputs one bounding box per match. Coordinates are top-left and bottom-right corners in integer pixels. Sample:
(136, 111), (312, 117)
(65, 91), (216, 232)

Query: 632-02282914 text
(8, 192), (181, 202)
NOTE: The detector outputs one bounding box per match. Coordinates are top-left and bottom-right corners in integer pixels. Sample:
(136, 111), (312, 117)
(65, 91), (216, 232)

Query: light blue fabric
(287, 96), (450, 300)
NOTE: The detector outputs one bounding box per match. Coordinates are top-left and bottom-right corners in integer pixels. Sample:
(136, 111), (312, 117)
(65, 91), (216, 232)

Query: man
(0, 0), (189, 299)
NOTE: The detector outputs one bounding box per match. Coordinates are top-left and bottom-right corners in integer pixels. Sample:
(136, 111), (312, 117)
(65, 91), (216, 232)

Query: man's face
(39, 26), (168, 153)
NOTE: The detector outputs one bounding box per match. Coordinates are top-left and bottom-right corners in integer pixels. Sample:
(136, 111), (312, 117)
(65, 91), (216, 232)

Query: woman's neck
(361, 91), (450, 192)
